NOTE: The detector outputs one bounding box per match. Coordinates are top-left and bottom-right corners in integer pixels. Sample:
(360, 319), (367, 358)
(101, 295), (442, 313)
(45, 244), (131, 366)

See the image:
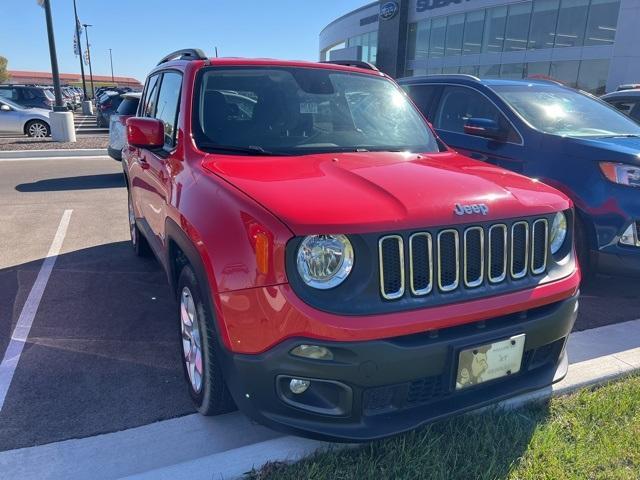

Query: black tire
(25, 120), (50, 138)
(177, 264), (235, 415)
(575, 213), (593, 281)
(127, 191), (150, 257)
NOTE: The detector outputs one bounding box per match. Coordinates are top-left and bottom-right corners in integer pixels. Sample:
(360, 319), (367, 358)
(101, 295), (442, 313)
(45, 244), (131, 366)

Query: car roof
(122, 92), (142, 100)
(601, 89), (640, 99)
(151, 56), (386, 78)
(398, 75), (565, 89)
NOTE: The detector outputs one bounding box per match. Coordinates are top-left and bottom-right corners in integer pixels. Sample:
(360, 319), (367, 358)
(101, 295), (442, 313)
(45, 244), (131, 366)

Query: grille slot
(488, 224), (507, 283)
(531, 219), (548, 275)
(409, 233), (433, 296)
(379, 235), (405, 300)
(464, 227), (484, 287)
(510, 222), (529, 279)
(437, 230), (460, 292)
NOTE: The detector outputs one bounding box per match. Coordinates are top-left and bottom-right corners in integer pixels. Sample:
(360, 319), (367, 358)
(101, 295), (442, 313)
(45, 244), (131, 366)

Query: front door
(431, 85), (526, 173)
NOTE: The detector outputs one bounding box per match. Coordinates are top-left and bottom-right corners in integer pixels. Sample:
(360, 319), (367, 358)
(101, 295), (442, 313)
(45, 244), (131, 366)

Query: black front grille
(378, 217), (549, 301)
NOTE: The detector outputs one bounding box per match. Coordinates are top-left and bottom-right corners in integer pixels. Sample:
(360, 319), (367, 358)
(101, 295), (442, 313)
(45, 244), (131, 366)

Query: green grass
(248, 374), (640, 480)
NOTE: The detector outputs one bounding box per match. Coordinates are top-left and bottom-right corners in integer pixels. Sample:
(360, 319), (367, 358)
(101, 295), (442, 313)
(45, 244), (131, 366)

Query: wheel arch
(23, 118), (50, 135)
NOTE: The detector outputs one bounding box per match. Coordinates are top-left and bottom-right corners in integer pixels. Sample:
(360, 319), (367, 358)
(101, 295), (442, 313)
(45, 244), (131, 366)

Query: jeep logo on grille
(454, 203), (489, 216)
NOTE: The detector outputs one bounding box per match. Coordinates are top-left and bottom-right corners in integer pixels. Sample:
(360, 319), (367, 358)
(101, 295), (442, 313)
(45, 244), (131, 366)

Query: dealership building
(320, 0), (640, 94)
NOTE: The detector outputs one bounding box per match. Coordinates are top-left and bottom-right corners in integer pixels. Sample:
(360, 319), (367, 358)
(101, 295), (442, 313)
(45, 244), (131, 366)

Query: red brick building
(5, 70), (142, 89)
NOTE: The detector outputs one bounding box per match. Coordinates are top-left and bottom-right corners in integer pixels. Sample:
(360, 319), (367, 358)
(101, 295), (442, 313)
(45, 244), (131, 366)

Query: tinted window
(433, 86), (518, 142)
(141, 74), (161, 117)
(584, 0), (620, 46)
(404, 84), (439, 119)
(494, 85), (640, 137)
(482, 6), (507, 53)
(116, 97), (140, 116)
(555, 0), (589, 47)
(463, 10), (485, 55)
(528, 0), (560, 49)
(195, 67), (439, 155)
(445, 14), (464, 56)
(429, 17), (446, 58)
(154, 72), (182, 147)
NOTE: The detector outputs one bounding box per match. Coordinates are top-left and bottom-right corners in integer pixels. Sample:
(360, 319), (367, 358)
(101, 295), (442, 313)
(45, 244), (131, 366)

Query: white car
(0, 97), (52, 137)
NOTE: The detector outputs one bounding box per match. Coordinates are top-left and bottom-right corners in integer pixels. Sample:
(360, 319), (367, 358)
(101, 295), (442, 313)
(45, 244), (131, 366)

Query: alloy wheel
(180, 287), (204, 394)
(28, 122), (47, 138)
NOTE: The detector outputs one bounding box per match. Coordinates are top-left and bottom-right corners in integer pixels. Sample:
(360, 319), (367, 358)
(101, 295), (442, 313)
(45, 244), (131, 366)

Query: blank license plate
(456, 334), (526, 390)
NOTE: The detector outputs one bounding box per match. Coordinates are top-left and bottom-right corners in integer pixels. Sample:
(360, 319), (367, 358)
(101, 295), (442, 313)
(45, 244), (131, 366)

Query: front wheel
(26, 120), (50, 138)
(178, 264), (235, 415)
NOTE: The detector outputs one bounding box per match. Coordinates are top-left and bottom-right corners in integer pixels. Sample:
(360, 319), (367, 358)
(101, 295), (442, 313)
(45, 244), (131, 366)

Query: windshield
(193, 67), (439, 155)
(493, 85), (640, 138)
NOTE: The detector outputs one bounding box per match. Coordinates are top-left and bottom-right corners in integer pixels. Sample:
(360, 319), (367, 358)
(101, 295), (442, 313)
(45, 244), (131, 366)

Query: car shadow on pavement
(15, 173), (125, 192)
(575, 274), (640, 331)
(0, 241), (196, 452)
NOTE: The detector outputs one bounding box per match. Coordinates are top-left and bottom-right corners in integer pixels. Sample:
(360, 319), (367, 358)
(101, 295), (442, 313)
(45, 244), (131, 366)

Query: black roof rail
(157, 48), (207, 66)
(321, 60), (379, 72)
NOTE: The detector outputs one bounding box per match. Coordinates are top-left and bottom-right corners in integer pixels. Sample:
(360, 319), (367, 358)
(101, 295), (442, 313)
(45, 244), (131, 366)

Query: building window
(443, 66), (460, 74)
(501, 63), (525, 79)
(528, 0), (560, 49)
(479, 64), (501, 78)
(445, 13), (465, 56)
(526, 61), (552, 79)
(584, 0), (620, 46)
(550, 60), (581, 87)
(504, 3), (532, 52)
(459, 65), (480, 76)
(346, 31), (378, 64)
(482, 6), (508, 53)
(555, 0), (589, 48)
(429, 17), (447, 58)
(577, 59), (610, 94)
(463, 10), (485, 55)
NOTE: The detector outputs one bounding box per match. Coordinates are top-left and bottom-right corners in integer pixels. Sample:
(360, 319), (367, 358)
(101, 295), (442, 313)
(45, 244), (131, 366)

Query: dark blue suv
(400, 75), (640, 277)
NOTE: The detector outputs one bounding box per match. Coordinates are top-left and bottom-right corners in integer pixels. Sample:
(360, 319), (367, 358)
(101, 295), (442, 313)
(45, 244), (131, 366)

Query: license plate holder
(455, 334), (526, 390)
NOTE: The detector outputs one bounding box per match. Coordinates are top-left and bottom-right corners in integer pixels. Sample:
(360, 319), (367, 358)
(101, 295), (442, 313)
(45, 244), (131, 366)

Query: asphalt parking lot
(0, 154), (638, 453)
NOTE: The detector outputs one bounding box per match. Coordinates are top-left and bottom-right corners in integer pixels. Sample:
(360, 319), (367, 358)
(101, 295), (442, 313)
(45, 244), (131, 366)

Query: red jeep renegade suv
(123, 49), (580, 441)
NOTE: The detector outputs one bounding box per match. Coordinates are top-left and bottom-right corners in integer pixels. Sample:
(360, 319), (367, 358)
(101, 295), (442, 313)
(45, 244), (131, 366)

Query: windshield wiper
(198, 143), (279, 156)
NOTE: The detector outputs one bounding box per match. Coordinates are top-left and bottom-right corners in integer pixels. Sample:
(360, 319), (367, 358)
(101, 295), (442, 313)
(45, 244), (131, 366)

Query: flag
(73, 19), (83, 56)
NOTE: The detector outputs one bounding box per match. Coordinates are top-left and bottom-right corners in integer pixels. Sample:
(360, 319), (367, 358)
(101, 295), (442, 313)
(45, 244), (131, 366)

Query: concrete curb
(1, 320), (639, 480)
(0, 149), (107, 159)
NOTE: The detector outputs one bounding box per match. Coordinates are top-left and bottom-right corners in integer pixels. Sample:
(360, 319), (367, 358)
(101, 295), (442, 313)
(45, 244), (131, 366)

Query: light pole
(72, 0), (87, 101)
(108, 48), (114, 83)
(38, 0), (75, 141)
(82, 23), (95, 98)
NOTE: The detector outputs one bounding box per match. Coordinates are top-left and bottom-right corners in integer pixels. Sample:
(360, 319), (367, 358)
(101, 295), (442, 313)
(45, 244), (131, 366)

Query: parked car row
(0, 84), (83, 112)
(120, 50), (585, 443)
(97, 88), (138, 127)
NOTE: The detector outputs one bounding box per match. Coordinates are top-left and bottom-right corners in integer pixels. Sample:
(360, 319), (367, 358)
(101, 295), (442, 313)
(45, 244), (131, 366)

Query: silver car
(0, 98), (52, 137)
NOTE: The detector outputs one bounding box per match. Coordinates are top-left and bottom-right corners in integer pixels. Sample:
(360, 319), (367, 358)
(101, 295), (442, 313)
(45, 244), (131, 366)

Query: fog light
(289, 378), (311, 394)
(620, 223), (640, 247)
(290, 344), (333, 361)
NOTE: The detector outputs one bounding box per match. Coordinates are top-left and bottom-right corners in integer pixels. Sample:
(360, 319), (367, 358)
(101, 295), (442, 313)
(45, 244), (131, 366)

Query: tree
(0, 56), (9, 84)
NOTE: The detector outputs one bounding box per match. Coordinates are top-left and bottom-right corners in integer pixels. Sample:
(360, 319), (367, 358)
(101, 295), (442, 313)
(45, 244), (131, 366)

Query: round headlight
(550, 212), (567, 254)
(296, 235), (354, 289)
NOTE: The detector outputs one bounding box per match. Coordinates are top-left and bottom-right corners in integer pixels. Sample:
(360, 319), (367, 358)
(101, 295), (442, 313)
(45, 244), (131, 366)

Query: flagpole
(72, 0), (88, 100)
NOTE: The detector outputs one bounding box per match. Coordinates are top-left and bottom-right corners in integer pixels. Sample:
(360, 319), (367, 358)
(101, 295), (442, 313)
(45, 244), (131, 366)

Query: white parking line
(0, 209), (73, 412)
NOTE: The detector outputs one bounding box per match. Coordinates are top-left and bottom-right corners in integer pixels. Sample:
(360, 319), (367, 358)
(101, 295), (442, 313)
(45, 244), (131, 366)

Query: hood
(203, 151), (571, 235)
(566, 136), (640, 164)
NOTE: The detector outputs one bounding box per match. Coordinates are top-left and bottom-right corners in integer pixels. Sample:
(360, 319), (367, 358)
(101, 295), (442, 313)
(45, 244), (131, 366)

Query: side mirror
(464, 118), (506, 141)
(0, 104), (11, 112)
(126, 117), (164, 149)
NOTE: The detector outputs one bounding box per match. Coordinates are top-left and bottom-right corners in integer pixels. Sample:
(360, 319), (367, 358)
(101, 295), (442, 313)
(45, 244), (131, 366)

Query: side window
(22, 89), (36, 100)
(154, 71), (183, 148)
(140, 74), (160, 117)
(404, 84), (439, 121)
(609, 99), (638, 115)
(0, 89), (11, 100)
(433, 86), (518, 142)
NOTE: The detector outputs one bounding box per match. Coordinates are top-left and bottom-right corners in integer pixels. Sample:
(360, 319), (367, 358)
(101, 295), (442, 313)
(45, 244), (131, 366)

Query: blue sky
(1, 0), (367, 82)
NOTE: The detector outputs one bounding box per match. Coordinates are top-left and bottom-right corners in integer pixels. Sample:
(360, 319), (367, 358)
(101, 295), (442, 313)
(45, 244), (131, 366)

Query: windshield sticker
(300, 103), (318, 114)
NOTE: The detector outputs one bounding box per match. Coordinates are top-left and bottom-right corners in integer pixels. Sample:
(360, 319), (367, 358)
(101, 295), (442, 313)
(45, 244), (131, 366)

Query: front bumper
(220, 293), (578, 442)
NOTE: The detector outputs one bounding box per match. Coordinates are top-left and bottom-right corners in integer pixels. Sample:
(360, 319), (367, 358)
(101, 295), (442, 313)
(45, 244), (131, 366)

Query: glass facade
(407, 0), (621, 94)
(346, 31), (378, 64)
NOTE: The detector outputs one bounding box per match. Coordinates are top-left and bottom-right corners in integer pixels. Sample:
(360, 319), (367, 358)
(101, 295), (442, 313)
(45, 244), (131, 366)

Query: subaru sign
(417, 0), (473, 12)
(380, 1), (399, 21)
